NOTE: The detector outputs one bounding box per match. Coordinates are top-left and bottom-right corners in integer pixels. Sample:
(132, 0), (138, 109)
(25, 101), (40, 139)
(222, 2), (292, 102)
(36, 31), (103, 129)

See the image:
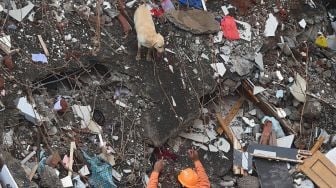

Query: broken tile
(264, 13), (278, 37)
(254, 53), (264, 71)
(78, 165), (90, 176)
(72, 105), (91, 128)
(289, 73), (307, 102)
(210, 63), (226, 77)
(299, 19), (307, 29)
(61, 176), (73, 187)
(253, 86), (266, 95)
(208, 144), (218, 152)
(214, 31), (223, 43)
(276, 135), (294, 148)
(0, 165), (18, 188)
(214, 138), (230, 152)
(242, 117), (256, 127)
(235, 20), (252, 41)
(15, 97), (43, 125)
(4, 1), (34, 22)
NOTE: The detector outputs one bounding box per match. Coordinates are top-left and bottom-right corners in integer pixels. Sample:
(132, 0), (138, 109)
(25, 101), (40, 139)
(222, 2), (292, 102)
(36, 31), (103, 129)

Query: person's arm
(146, 159), (164, 188)
(147, 171), (159, 188)
(194, 160), (210, 187)
(188, 149), (210, 188)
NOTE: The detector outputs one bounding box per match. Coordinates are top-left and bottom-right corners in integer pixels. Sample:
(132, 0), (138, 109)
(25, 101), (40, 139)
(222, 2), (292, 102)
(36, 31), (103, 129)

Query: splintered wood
(37, 35), (50, 56)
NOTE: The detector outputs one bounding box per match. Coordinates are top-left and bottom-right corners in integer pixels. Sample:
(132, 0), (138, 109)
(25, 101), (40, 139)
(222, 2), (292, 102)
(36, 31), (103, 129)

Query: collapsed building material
(255, 158), (293, 188)
(3, 1), (34, 22)
(298, 151), (336, 187)
(239, 79), (295, 134)
(0, 165), (18, 188)
(166, 9), (220, 34)
(216, 96), (245, 135)
(248, 143), (311, 163)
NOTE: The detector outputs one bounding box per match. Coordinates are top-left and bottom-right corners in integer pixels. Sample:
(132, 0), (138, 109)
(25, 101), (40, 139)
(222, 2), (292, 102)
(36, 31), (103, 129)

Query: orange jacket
(147, 160), (210, 188)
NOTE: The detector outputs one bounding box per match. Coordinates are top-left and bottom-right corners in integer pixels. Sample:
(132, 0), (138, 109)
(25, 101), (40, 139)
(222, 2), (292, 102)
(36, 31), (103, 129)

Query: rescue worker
(147, 149), (210, 188)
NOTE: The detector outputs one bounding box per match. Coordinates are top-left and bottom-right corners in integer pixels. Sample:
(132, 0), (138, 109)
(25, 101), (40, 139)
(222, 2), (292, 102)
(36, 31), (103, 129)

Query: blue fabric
(82, 150), (117, 188)
(179, 0), (202, 9)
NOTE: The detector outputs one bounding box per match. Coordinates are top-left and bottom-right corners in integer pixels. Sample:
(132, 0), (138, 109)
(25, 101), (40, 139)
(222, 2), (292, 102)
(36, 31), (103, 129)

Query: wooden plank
(68, 141), (76, 177)
(255, 158), (294, 188)
(310, 136), (324, 154)
(37, 35), (50, 56)
(216, 96), (244, 135)
(28, 163), (38, 181)
(299, 151), (336, 188)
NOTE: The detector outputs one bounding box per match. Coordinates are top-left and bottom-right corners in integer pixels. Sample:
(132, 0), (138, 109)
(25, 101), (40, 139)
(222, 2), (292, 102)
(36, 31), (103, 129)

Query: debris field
(1, 0), (336, 187)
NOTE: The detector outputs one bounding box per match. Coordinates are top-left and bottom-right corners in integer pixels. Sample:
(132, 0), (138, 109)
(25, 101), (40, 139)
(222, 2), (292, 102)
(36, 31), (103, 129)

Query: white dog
(134, 4), (164, 61)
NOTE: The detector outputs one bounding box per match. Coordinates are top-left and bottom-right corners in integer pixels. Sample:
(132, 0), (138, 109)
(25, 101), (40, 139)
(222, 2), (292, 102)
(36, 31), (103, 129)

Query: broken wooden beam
(216, 113), (234, 143)
(239, 79), (295, 135)
(37, 35), (50, 56)
(216, 96), (245, 135)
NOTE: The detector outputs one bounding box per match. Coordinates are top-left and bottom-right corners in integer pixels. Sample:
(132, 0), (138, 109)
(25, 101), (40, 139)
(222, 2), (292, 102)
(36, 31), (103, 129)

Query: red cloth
(221, 16), (240, 40)
(150, 8), (164, 17)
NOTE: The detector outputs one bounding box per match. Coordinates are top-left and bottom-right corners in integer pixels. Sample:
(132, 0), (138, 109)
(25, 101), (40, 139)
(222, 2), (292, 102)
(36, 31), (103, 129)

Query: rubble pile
(0, 0), (336, 187)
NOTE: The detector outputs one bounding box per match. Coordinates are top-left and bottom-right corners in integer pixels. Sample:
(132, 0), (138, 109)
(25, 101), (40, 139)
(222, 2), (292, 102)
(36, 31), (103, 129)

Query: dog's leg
(146, 48), (153, 62)
(136, 42), (141, 61)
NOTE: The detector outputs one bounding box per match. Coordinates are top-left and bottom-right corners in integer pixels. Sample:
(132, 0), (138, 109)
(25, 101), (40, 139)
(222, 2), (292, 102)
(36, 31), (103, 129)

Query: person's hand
(188, 149), (199, 161)
(153, 159), (165, 173)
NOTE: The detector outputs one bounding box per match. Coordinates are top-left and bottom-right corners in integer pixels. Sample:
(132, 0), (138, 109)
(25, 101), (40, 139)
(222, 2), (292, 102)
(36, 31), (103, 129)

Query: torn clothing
(146, 160), (210, 188)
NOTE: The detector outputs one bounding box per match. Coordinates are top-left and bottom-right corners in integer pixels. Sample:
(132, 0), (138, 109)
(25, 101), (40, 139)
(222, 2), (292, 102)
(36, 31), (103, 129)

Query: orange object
(147, 160), (210, 188)
(178, 168), (198, 188)
(147, 171), (159, 188)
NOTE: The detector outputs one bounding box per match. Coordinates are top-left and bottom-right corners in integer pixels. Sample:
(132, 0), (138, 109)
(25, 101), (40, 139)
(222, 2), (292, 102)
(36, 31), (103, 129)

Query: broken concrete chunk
(210, 63), (226, 77)
(179, 132), (210, 143)
(235, 20), (252, 41)
(209, 144), (219, 152)
(253, 86), (265, 95)
(289, 73), (307, 103)
(40, 166), (63, 187)
(254, 53), (264, 71)
(303, 99), (322, 120)
(276, 135), (295, 148)
(264, 13), (278, 37)
(231, 56), (254, 76)
(15, 96), (42, 125)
